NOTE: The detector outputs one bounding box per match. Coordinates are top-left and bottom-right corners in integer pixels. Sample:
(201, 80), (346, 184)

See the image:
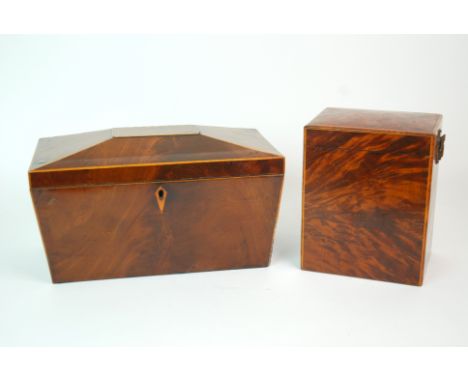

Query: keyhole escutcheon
(155, 186), (167, 213)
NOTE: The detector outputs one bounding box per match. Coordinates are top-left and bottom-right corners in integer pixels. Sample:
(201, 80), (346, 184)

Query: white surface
(1, 35), (467, 346)
(1, 0), (467, 34)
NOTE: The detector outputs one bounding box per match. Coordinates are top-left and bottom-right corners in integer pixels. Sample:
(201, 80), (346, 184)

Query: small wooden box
(302, 108), (445, 285)
(29, 126), (284, 283)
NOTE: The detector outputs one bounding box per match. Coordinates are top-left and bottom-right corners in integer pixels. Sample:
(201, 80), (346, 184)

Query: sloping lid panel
(38, 134), (274, 170)
(29, 125), (284, 188)
(29, 129), (113, 170)
(200, 126), (281, 155)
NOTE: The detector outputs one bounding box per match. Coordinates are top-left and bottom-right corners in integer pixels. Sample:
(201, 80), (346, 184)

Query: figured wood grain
(30, 125), (282, 170)
(38, 134), (274, 170)
(29, 126), (284, 188)
(29, 157), (284, 188)
(302, 108), (442, 286)
(308, 107), (442, 135)
(29, 125), (284, 283)
(422, 139), (439, 273)
(32, 175), (283, 283)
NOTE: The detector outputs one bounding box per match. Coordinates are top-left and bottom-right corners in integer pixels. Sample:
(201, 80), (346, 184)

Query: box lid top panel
(29, 126), (284, 188)
(30, 125), (282, 171)
(306, 107), (442, 136)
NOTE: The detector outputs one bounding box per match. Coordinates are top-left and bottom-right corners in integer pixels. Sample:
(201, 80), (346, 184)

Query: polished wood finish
(302, 108), (443, 285)
(30, 125), (281, 170)
(29, 157), (284, 188)
(309, 107), (441, 135)
(30, 126), (284, 283)
(29, 126), (283, 188)
(38, 134), (274, 170)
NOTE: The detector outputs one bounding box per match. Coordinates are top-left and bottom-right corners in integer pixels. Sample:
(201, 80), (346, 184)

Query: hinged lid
(29, 125), (284, 188)
(305, 108), (444, 159)
(307, 107), (442, 136)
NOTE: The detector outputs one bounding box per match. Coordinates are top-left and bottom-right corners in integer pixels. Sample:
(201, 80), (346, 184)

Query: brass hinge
(435, 130), (445, 164)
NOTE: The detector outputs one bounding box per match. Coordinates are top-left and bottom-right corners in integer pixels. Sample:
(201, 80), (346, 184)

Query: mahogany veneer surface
(302, 108), (443, 285)
(29, 125), (284, 283)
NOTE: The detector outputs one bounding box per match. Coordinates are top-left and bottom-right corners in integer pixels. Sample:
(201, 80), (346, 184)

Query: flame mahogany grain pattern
(32, 176), (283, 283)
(29, 126), (284, 283)
(302, 108), (442, 286)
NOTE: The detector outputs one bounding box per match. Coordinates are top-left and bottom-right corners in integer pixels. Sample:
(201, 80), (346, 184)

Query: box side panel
(302, 129), (432, 285)
(31, 175), (283, 282)
(422, 134), (440, 277)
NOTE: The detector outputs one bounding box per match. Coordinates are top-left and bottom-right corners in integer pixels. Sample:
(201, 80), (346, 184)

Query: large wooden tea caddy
(29, 126), (284, 283)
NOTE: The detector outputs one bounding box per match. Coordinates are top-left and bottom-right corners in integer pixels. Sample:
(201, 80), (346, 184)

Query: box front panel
(32, 176), (283, 282)
(302, 129), (432, 285)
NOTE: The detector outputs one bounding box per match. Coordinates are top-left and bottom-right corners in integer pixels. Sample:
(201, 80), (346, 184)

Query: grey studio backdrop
(0, 35), (467, 345)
